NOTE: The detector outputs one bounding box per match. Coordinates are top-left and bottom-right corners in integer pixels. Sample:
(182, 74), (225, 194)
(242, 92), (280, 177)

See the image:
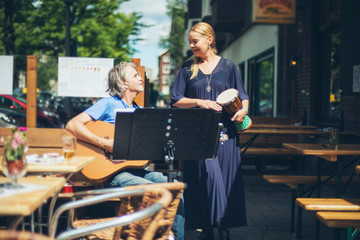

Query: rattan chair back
(0, 230), (54, 240)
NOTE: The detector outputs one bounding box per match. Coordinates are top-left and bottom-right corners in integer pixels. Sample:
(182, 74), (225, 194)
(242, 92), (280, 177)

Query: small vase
(2, 156), (27, 188)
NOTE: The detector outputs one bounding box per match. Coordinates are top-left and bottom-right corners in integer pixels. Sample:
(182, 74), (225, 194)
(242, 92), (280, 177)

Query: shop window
(238, 62), (245, 85)
(319, 29), (342, 121)
(248, 50), (274, 117)
(162, 65), (170, 74)
(162, 75), (170, 85)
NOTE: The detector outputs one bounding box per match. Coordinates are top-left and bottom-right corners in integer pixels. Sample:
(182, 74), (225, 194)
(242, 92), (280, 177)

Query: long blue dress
(171, 58), (248, 230)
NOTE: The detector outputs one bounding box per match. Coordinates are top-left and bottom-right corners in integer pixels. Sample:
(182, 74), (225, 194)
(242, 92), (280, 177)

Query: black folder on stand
(112, 108), (222, 161)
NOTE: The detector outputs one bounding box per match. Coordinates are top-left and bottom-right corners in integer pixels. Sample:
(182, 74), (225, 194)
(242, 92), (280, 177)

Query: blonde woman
(171, 22), (249, 240)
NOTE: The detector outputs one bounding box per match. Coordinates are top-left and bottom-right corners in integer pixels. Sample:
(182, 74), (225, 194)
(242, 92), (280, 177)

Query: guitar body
(76, 121), (149, 183)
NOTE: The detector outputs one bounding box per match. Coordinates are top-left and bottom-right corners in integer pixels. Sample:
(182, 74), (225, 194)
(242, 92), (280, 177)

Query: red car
(0, 94), (61, 128)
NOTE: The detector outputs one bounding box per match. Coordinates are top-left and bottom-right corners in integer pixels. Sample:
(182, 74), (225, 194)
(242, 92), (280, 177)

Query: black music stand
(112, 108), (223, 182)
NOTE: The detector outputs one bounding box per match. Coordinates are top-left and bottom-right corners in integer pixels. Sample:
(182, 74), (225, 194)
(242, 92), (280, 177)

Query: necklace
(202, 60), (214, 93)
(205, 73), (212, 93)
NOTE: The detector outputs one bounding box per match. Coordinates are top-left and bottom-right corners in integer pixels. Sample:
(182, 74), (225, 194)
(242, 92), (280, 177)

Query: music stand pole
(164, 140), (177, 182)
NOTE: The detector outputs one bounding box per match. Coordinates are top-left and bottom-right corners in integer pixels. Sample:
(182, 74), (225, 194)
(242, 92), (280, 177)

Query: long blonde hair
(189, 22), (218, 80)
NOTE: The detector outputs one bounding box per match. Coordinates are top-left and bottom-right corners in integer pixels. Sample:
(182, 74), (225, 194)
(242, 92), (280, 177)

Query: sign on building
(58, 57), (114, 97)
(252, 0), (296, 24)
(0, 56), (14, 94)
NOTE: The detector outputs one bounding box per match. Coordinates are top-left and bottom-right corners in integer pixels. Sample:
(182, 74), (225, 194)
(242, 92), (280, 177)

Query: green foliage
(37, 54), (58, 91)
(0, 3), (5, 54)
(0, 0), (146, 63)
(0, 0), (148, 90)
(259, 59), (274, 102)
(159, 0), (185, 70)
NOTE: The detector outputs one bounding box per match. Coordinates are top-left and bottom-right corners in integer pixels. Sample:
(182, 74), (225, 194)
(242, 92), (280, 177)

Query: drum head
(216, 88), (239, 104)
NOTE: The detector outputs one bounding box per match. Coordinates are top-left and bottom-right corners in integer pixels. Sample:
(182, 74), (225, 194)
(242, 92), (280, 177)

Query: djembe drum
(216, 88), (252, 131)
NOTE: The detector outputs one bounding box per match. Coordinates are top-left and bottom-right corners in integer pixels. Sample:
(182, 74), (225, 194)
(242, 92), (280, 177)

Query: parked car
(16, 90), (69, 127)
(0, 107), (26, 127)
(0, 110), (18, 128)
(0, 94), (61, 128)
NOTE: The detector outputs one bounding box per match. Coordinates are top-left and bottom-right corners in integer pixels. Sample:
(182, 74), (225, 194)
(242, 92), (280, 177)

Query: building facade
(184, 0), (360, 132)
(158, 49), (171, 96)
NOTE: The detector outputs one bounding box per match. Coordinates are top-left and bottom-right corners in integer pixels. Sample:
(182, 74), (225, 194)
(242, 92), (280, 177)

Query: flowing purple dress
(171, 58), (248, 230)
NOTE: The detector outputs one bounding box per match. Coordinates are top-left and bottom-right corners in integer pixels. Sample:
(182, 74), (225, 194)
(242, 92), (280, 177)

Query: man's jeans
(110, 169), (184, 240)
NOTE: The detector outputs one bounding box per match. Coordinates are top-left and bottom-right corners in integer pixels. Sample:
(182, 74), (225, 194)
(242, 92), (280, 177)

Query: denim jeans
(110, 169), (184, 240)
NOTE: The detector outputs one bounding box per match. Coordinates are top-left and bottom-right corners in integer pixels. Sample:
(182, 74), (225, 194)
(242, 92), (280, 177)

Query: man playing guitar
(65, 62), (184, 240)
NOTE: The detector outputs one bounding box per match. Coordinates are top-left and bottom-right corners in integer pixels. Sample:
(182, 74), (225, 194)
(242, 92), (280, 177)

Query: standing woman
(171, 22), (249, 240)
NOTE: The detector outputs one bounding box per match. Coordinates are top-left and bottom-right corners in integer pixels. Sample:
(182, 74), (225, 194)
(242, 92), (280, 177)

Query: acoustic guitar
(75, 121), (150, 183)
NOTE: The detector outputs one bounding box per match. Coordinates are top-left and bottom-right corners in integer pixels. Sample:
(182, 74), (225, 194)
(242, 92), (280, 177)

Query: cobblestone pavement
(184, 169), (343, 240)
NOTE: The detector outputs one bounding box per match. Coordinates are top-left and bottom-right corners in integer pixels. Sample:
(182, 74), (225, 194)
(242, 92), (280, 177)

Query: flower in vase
(1, 126), (28, 161)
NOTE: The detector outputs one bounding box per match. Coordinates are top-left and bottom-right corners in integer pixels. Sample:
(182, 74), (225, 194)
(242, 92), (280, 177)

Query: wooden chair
(0, 230), (54, 240)
(52, 182), (185, 240)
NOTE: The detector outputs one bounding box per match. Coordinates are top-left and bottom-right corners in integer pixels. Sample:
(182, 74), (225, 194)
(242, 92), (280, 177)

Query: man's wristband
(242, 107), (248, 114)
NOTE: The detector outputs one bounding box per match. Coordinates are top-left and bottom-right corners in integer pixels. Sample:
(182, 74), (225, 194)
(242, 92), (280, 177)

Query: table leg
(317, 158), (322, 197)
(38, 205), (43, 233)
(8, 216), (25, 230)
(335, 160), (343, 197)
(295, 184), (304, 239)
(48, 174), (73, 235)
(315, 219), (320, 240)
(240, 134), (259, 156)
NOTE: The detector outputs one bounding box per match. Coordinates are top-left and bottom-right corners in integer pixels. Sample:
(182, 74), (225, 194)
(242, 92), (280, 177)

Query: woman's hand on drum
(198, 99), (223, 111)
(231, 108), (247, 123)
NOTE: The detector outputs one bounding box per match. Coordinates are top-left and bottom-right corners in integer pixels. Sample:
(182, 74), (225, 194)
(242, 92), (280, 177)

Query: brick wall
(277, 25), (297, 118)
(295, 0), (313, 124)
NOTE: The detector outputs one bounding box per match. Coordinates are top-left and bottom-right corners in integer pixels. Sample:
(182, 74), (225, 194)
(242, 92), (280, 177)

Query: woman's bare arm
(173, 97), (222, 111)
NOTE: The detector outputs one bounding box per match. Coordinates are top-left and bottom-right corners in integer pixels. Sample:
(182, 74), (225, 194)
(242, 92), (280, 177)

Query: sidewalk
(184, 168), (338, 240)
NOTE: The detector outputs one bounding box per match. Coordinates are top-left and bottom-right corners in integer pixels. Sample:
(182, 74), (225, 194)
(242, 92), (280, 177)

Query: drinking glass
(329, 128), (339, 150)
(1, 156), (27, 188)
(62, 136), (76, 160)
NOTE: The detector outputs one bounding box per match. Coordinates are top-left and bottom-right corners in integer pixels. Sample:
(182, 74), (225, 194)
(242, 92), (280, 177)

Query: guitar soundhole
(104, 150), (112, 160)
(103, 136), (113, 160)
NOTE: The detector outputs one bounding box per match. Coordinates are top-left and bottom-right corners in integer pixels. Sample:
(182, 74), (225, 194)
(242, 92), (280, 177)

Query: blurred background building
(158, 49), (171, 96)
(179, 0), (360, 132)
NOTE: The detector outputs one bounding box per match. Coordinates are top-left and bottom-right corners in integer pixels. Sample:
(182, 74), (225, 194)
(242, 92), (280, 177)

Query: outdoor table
(0, 156), (95, 180)
(242, 128), (322, 134)
(239, 128), (323, 155)
(283, 143), (360, 197)
(240, 128), (359, 155)
(0, 155), (95, 233)
(26, 156), (95, 177)
(252, 123), (317, 129)
(0, 176), (65, 230)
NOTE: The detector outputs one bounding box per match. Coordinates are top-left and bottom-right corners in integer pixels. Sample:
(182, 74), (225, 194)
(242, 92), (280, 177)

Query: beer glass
(62, 136), (76, 160)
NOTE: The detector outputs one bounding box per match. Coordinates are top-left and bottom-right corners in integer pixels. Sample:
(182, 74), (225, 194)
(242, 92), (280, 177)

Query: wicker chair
(120, 182), (185, 240)
(0, 230), (54, 240)
(68, 182), (185, 240)
(50, 187), (173, 240)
